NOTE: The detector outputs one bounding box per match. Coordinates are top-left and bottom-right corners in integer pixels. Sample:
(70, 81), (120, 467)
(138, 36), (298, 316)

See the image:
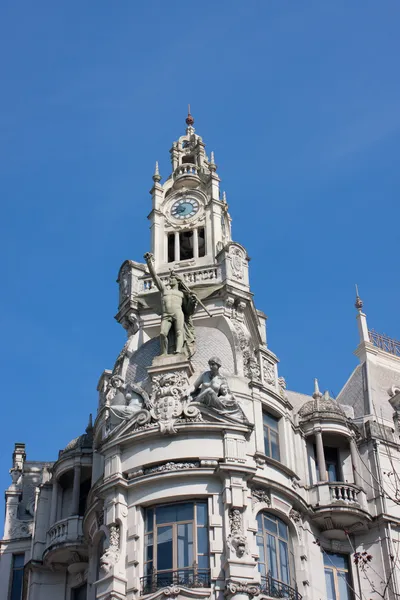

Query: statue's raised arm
(144, 252), (164, 292)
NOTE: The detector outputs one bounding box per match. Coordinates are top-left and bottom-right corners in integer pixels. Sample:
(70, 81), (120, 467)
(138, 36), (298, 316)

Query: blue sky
(1, 1), (400, 523)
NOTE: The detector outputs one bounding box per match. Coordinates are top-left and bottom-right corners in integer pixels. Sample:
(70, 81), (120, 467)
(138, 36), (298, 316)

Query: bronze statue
(144, 252), (198, 357)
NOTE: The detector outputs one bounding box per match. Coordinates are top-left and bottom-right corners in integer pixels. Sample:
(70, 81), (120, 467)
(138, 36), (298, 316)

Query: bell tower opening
(167, 227), (206, 263)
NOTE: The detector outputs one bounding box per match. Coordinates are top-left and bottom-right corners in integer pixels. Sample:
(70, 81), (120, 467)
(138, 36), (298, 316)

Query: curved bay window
(257, 512), (298, 598)
(142, 501), (210, 594)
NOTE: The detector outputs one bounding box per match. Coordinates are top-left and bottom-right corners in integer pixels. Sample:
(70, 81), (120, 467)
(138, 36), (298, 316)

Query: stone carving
(289, 508), (302, 523)
(163, 586), (181, 597)
(145, 461), (199, 474)
(8, 519), (33, 539)
(144, 252), (198, 357)
(278, 376), (287, 398)
(119, 263), (131, 305)
(100, 523), (120, 575)
(150, 371), (200, 434)
(227, 509), (248, 558)
(187, 357), (250, 425)
(232, 321), (253, 373)
(112, 339), (133, 378)
(246, 356), (261, 383)
(262, 357), (275, 385)
(225, 581), (260, 598)
(230, 246), (245, 280)
(251, 488), (271, 507)
(105, 375), (151, 430)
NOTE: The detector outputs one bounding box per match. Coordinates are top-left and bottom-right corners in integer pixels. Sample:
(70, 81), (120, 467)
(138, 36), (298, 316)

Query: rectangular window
(263, 412), (280, 461)
(179, 231), (194, 260)
(168, 233), (175, 263)
(324, 552), (353, 600)
(10, 554), (24, 600)
(143, 501), (209, 593)
(198, 227), (205, 257)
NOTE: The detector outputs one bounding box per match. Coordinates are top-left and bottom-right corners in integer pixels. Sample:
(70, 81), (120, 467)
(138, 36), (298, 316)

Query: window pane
(197, 526), (208, 555)
(146, 509), (154, 532)
(338, 571), (352, 600)
(270, 430), (280, 461)
(256, 514), (263, 531)
(10, 570), (23, 600)
(146, 533), (153, 561)
(13, 555), (24, 568)
(144, 561), (153, 576)
(324, 553), (349, 570)
(258, 562), (267, 576)
(177, 523), (193, 568)
(178, 503), (194, 522)
(264, 516), (278, 534)
(157, 526), (173, 571)
(263, 412), (279, 430)
(325, 569), (336, 600)
(327, 462), (338, 482)
(198, 555), (209, 569)
(156, 504), (178, 524)
(196, 503), (208, 526)
(267, 534), (278, 579)
(264, 427), (270, 456)
(278, 519), (288, 540)
(279, 540), (290, 584)
(256, 535), (265, 565)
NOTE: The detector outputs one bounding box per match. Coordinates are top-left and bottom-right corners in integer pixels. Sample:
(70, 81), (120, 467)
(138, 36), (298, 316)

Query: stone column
(49, 479), (60, 524)
(315, 430), (327, 482)
(193, 228), (199, 259)
(350, 438), (362, 487)
(71, 465), (81, 516)
(174, 232), (180, 262)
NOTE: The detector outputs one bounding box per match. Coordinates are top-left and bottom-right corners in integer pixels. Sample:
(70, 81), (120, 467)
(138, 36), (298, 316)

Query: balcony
(44, 516), (86, 564)
(173, 163), (201, 189)
(260, 575), (302, 600)
(310, 482), (371, 532)
(140, 568), (211, 596)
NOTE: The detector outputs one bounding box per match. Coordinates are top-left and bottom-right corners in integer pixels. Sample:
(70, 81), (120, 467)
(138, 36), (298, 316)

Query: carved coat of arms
(150, 372), (199, 434)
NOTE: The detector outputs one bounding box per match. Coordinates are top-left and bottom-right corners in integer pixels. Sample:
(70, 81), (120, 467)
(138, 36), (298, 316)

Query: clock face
(170, 197), (200, 220)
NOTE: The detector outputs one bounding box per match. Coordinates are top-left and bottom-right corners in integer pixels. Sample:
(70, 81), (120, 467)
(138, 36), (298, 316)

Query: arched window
(256, 512), (294, 588)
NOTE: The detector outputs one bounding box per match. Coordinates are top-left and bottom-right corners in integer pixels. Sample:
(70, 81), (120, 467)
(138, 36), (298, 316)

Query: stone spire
(312, 378), (322, 400)
(153, 161), (161, 183)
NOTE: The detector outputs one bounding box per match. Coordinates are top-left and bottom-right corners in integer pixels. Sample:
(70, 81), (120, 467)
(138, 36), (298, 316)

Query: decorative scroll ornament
(100, 523), (120, 575)
(225, 581), (260, 598)
(289, 508), (302, 523)
(227, 509), (248, 558)
(251, 488), (271, 507)
(150, 372), (200, 434)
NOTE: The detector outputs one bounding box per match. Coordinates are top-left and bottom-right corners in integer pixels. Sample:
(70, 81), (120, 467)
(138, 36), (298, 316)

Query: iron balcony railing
(141, 567), (211, 595)
(369, 329), (400, 357)
(260, 574), (302, 600)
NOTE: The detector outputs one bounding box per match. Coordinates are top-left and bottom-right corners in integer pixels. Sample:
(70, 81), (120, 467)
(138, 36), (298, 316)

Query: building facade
(2, 114), (400, 600)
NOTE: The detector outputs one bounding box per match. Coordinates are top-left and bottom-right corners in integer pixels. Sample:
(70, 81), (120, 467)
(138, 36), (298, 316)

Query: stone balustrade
(329, 482), (359, 503)
(45, 516), (84, 553)
(141, 267), (220, 292)
(174, 163), (199, 178)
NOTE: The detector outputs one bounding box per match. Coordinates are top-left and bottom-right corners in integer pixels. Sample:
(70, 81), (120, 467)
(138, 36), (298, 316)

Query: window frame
(9, 554), (24, 600)
(256, 512), (294, 587)
(263, 411), (280, 461)
(323, 552), (353, 600)
(144, 501), (209, 577)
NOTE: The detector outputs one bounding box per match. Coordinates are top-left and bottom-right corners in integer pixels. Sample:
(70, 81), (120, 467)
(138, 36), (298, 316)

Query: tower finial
(312, 378), (322, 399)
(186, 104), (194, 126)
(153, 161), (161, 183)
(355, 284), (363, 311)
(86, 413), (93, 433)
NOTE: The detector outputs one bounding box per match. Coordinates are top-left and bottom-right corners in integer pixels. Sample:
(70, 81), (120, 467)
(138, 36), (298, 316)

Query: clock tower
(149, 109), (232, 270)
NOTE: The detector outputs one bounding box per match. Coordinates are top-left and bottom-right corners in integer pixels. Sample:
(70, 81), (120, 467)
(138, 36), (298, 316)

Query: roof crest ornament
(355, 284), (363, 311)
(186, 104), (194, 127)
